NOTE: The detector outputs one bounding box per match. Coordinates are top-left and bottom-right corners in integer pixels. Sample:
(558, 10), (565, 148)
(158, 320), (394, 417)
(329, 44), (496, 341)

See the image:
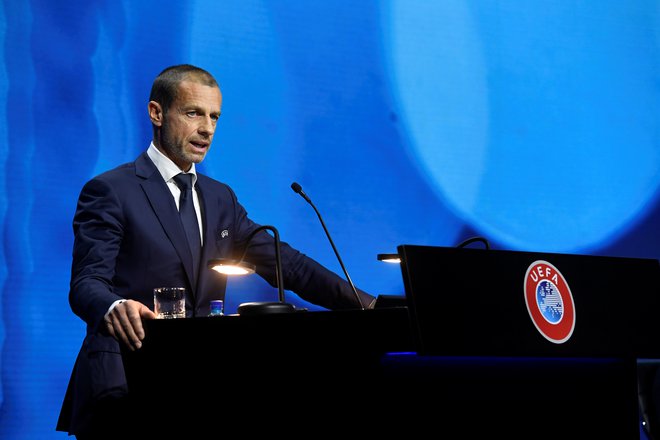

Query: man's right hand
(104, 299), (157, 351)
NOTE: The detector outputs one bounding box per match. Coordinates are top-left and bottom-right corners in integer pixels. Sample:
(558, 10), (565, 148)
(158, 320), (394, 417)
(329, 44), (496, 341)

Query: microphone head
(291, 182), (303, 194)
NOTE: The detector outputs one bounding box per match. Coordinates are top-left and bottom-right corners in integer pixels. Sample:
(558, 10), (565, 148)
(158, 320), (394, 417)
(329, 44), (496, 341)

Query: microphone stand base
(237, 301), (296, 316)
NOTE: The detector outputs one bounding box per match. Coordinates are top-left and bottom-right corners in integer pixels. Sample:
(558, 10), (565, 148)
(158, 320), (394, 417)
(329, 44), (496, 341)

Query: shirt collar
(147, 142), (198, 185)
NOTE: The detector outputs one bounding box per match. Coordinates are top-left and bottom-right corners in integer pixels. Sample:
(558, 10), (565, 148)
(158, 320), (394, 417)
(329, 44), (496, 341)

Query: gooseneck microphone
(291, 182), (365, 310)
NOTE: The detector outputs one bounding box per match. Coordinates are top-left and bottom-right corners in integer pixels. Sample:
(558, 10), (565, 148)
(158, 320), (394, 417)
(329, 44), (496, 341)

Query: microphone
(291, 182), (365, 310)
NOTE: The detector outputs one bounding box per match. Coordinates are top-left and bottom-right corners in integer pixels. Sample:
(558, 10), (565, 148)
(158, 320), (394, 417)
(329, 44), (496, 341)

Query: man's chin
(189, 152), (207, 164)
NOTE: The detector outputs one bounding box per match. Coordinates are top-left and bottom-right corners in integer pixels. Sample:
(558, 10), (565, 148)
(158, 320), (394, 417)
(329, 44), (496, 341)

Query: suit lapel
(135, 153), (198, 294)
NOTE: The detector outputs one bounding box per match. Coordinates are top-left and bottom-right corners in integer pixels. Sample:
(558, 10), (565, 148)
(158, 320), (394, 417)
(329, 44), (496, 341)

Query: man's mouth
(190, 141), (209, 151)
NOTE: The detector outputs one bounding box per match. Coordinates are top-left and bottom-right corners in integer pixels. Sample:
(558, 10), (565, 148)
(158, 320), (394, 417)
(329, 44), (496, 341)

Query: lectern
(122, 245), (660, 438)
(121, 307), (414, 434)
(393, 244), (660, 438)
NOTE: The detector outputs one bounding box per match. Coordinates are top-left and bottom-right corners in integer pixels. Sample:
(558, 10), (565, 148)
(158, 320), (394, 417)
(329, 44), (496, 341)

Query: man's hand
(104, 299), (157, 351)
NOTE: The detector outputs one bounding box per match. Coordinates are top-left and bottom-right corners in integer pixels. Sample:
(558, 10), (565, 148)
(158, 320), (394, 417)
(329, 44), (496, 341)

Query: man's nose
(199, 117), (215, 135)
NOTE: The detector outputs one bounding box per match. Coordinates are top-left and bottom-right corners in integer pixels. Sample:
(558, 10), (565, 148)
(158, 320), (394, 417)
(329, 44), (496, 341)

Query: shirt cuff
(104, 299), (127, 320)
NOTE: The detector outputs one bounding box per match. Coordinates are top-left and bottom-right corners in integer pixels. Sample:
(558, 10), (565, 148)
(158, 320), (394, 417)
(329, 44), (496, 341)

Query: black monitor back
(397, 244), (660, 358)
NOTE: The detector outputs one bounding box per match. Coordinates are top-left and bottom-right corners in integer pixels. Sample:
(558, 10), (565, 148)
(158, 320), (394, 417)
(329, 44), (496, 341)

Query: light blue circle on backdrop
(382, 1), (660, 252)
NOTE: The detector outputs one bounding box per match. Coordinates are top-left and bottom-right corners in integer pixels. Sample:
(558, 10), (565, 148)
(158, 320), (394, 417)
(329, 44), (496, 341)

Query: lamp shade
(208, 259), (256, 275)
(377, 253), (401, 263)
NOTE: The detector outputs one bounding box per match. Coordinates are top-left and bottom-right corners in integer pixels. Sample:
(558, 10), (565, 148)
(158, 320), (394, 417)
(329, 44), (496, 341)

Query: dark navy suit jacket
(56, 152), (374, 434)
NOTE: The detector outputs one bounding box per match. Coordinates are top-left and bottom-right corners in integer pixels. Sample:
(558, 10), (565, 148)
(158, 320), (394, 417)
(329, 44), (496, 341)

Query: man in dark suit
(56, 64), (376, 438)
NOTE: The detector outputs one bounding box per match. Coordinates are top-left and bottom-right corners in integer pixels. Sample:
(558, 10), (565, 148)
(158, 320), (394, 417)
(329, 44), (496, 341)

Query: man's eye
(186, 111), (197, 117)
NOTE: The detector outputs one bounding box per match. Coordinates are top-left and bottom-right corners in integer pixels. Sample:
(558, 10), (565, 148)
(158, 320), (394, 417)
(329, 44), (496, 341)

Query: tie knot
(173, 173), (194, 191)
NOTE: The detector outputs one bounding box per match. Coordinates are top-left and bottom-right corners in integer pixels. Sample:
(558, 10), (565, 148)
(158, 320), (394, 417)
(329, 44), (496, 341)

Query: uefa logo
(523, 260), (576, 344)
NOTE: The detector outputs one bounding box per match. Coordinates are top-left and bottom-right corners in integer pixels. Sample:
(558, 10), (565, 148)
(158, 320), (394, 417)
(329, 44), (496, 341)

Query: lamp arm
(240, 225), (285, 304)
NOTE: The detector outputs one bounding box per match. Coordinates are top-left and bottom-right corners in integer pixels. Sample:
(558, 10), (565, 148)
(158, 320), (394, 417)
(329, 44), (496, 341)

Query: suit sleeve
(69, 177), (126, 331)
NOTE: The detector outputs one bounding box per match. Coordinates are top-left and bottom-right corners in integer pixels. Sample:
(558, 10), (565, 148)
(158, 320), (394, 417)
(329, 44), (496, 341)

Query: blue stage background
(1, 1), (659, 438)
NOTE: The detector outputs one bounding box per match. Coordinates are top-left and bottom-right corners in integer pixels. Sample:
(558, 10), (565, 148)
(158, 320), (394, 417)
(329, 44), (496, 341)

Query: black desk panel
(122, 308), (640, 438)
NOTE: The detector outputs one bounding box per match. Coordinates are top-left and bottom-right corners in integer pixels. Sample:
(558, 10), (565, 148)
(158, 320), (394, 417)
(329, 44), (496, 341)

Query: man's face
(150, 80), (223, 171)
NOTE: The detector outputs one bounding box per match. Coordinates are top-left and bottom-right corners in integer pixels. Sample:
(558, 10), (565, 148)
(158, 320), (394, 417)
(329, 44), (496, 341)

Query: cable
(456, 236), (490, 250)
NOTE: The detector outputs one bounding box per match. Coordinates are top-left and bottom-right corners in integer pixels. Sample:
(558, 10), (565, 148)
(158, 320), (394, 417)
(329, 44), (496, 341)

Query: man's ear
(148, 101), (163, 126)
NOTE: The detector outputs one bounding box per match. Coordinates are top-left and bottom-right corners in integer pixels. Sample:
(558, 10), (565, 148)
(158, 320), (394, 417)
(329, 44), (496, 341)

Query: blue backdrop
(1, 1), (659, 438)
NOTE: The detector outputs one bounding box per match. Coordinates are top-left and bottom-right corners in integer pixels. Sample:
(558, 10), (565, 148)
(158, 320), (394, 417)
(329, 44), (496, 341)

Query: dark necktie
(173, 173), (201, 279)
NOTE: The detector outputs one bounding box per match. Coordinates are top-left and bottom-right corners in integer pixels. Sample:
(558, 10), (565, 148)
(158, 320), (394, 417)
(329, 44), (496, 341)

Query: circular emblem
(524, 260), (575, 344)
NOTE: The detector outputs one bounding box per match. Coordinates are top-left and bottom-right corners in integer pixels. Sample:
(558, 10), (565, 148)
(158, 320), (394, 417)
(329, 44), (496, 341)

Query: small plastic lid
(210, 300), (224, 315)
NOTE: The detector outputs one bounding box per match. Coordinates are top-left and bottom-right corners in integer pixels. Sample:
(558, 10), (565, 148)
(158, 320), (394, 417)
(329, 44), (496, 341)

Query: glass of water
(154, 287), (186, 319)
